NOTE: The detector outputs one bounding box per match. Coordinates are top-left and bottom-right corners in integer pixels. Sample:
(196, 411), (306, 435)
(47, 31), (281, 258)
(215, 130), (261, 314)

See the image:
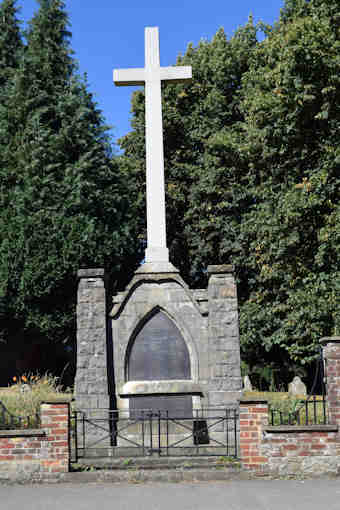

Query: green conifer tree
(0, 0), (22, 87)
(0, 0), (141, 373)
(0, 0), (23, 343)
(0, 0), (23, 197)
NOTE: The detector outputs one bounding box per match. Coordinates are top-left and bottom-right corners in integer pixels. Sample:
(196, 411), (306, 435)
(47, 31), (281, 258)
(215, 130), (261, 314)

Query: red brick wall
(40, 401), (70, 473)
(0, 401), (70, 480)
(261, 429), (338, 458)
(239, 338), (340, 476)
(239, 401), (339, 475)
(239, 400), (269, 470)
(322, 337), (340, 428)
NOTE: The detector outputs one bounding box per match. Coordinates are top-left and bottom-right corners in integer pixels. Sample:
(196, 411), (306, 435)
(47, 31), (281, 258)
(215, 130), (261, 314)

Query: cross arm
(113, 68), (146, 86)
(160, 66), (192, 83)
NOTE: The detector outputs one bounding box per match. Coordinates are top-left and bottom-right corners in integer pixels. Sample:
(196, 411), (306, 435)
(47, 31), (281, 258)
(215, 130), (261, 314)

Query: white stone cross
(114, 27), (192, 264)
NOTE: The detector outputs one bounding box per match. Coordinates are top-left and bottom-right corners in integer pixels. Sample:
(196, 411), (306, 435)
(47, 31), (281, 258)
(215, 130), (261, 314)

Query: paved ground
(1, 479), (340, 510)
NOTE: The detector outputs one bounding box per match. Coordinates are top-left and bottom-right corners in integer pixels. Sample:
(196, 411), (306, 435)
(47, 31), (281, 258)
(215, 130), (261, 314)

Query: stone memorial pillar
(207, 265), (242, 407)
(75, 268), (110, 410)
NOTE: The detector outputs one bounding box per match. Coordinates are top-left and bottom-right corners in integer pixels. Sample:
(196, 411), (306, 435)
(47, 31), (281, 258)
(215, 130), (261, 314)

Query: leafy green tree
(121, 0), (339, 384)
(0, 0), (141, 366)
(238, 0), (340, 375)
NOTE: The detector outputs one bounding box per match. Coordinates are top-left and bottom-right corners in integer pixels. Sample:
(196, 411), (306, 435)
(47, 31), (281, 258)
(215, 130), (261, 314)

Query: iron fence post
(149, 412), (153, 454)
(142, 410), (145, 456)
(225, 409), (229, 456)
(82, 412), (85, 454)
(158, 410), (161, 456)
(195, 409), (199, 455)
(74, 412), (78, 463)
(166, 410), (169, 456)
(234, 409), (237, 458)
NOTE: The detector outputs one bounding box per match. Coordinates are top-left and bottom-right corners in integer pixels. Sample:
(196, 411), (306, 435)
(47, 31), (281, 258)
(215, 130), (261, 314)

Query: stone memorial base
(75, 263), (242, 454)
(111, 263), (242, 414)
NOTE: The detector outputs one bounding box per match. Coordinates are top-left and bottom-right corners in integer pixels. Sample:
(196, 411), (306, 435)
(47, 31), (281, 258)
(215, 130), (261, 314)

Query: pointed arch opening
(127, 310), (191, 382)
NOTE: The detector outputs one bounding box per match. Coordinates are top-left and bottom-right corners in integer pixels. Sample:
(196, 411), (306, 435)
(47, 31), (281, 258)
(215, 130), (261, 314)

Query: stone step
(67, 464), (246, 484)
(70, 455), (244, 483)
(74, 445), (237, 460)
(74, 455), (240, 471)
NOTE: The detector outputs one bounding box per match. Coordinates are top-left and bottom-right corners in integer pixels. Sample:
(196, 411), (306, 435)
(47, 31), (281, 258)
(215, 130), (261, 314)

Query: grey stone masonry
(74, 263), (242, 421)
(75, 269), (110, 411)
(207, 265), (242, 406)
(109, 263), (242, 414)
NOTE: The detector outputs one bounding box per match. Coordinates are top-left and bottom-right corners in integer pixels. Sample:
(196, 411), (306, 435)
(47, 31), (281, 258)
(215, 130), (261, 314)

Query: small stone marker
(288, 376), (307, 396)
(243, 375), (253, 391)
(113, 27), (192, 264)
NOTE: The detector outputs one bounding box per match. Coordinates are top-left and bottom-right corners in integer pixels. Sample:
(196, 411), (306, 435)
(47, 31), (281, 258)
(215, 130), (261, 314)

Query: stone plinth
(74, 264), (242, 450)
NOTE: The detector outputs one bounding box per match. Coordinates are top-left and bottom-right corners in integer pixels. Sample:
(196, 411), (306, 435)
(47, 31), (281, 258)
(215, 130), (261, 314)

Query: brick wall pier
(0, 400), (70, 482)
(239, 337), (340, 477)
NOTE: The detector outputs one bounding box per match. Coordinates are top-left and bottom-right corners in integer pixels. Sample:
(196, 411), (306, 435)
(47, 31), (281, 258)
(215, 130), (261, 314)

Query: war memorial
(74, 27), (242, 454)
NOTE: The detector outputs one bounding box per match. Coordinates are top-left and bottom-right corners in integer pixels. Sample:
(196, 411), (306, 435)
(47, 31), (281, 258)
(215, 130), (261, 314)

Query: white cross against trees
(113, 27), (192, 264)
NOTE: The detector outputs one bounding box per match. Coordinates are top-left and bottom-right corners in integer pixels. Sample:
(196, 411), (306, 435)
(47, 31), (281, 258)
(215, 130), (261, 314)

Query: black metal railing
(270, 394), (327, 426)
(71, 407), (238, 461)
(0, 401), (40, 430)
(270, 349), (328, 426)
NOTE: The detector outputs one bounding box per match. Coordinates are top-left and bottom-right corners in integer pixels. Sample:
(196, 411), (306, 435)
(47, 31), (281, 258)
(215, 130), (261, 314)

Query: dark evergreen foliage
(0, 1), (141, 366)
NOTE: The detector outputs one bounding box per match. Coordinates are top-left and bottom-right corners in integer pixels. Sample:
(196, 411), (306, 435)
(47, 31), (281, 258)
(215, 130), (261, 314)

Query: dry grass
(0, 373), (72, 420)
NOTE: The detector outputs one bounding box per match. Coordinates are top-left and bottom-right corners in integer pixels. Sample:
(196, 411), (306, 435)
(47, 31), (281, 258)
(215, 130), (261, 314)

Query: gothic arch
(124, 306), (198, 382)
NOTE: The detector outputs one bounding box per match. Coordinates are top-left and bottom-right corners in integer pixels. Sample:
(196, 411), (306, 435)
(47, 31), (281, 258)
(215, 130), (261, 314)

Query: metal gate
(71, 408), (238, 462)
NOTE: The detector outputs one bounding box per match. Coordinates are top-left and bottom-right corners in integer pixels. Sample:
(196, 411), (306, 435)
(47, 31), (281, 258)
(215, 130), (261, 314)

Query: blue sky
(19, 0), (284, 150)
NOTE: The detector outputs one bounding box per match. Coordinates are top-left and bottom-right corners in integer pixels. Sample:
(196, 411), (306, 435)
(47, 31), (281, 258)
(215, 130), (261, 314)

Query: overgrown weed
(0, 373), (72, 419)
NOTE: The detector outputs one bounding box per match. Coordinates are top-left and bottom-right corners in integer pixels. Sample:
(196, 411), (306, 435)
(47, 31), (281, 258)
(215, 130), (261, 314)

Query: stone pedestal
(74, 264), (242, 451)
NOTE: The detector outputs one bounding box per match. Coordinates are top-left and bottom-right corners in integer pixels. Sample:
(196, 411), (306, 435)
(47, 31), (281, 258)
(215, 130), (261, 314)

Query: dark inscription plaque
(130, 395), (193, 419)
(128, 311), (191, 381)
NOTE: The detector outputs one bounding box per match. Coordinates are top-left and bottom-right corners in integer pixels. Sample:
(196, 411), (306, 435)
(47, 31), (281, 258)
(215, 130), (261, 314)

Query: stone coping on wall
(40, 397), (73, 404)
(0, 429), (46, 438)
(240, 398), (268, 404)
(265, 424), (338, 433)
(77, 268), (105, 279)
(207, 264), (235, 275)
(320, 336), (340, 345)
(120, 380), (203, 397)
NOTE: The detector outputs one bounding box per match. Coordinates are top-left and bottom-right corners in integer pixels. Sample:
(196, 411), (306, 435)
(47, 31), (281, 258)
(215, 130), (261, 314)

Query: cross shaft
(114, 27), (192, 263)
